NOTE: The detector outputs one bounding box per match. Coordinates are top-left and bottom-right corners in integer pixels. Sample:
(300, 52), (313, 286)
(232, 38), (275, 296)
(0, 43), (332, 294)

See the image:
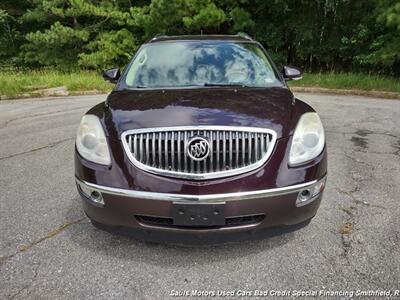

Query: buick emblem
(187, 137), (210, 161)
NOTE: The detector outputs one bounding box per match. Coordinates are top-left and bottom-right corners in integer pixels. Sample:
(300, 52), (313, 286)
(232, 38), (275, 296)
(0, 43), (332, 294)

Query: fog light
(90, 191), (104, 205)
(298, 189), (312, 202)
(77, 182), (104, 206)
(296, 177), (326, 207)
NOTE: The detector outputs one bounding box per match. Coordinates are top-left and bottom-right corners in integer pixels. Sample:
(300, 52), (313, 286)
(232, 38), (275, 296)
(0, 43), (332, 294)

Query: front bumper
(76, 175), (326, 243)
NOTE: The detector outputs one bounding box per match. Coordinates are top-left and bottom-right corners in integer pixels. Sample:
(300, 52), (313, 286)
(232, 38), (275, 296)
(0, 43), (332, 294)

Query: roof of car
(147, 33), (255, 43)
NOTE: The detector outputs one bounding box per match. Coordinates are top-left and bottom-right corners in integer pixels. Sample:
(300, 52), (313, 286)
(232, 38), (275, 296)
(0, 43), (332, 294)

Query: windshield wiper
(204, 82), (250, 87)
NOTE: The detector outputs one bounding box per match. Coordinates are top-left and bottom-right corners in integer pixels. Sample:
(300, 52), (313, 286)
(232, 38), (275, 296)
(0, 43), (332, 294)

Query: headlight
(289, 112), (325, 166)
(76, 115), (111, 165)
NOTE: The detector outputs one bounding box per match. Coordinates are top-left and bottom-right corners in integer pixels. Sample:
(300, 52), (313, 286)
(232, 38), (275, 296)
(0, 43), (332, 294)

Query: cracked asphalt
(1, 93), (399, 299)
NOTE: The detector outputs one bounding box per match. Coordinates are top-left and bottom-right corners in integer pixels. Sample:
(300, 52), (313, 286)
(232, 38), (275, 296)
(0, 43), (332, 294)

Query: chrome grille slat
(183, 131), (188, 173)
(133, 135), (137, 158)
(177, 131), (181, 171)
(190, 131), (194, 173)
(235, 132), (239, 168)
(128, 135), (132, 153)
(139, 134), (143, 161)
(171, 131), (175, 170)
(255, 133), (259, 160)
(152, 133), (156, 166)
(241, 132), (245, 167)
(203, 130), (207, 173)
(229, 131), (233, 169)
(209, 131), (213, 172)
(248, 132), (252, 165)
(158, 132), (162, 168)
(216, 131), (220, 171)
(165, 132), (169, 169)
(123, 126), (276, 180)
(145, 133), (149, 165)
(222, 131), (226, 170)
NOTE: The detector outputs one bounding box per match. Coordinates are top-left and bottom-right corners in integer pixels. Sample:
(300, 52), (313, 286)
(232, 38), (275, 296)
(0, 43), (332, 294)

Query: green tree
(369, 0), (400, 74)
(19, 0), (142, 69)
(0, 0), (32, 66)
(0, 10), (16, 64)
(130, 0), (228, 38)
(0, 0), (398, 75)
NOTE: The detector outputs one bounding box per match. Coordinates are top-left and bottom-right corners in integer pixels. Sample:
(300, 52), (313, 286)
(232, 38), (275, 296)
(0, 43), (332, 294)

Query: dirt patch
(340, 222), (354, 235)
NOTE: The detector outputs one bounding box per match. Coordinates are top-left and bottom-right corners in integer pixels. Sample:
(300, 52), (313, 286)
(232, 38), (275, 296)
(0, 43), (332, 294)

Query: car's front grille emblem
(187, 137), (210, 161)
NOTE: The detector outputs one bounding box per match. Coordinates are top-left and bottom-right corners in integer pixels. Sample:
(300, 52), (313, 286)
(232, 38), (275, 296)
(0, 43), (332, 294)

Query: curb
(1, 87), (399, 100)
(290, 86), (400, 99)
(0, 89), (106, 100)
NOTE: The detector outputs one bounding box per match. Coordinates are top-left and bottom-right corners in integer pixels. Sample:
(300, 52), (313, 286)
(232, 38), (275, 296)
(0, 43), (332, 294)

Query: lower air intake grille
(135, 214), (265, 228)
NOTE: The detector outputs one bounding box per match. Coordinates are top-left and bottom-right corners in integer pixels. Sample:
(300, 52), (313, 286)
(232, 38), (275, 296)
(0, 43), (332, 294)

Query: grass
(0, 69), (112, 98)
(0, 69), (399, 99)
(288, 72), (400, 93)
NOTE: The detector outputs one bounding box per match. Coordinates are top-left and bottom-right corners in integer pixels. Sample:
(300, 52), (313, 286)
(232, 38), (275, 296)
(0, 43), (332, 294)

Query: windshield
(124, 41), (283, 88)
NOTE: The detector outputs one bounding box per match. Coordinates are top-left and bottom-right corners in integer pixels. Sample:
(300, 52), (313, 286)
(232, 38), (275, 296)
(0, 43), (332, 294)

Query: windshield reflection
(125, 42), (282, 88)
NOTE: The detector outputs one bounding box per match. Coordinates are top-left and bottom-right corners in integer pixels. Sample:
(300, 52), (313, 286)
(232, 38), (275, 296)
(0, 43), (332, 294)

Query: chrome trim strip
(296, 194), (319, 207)
(75, 175), (326, 203)
(121, 126), (278, 180)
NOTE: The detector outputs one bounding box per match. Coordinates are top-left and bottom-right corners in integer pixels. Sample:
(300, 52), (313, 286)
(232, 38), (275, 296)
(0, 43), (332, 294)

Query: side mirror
(103, 68), (120, 83)
(283, 65), (302, 81)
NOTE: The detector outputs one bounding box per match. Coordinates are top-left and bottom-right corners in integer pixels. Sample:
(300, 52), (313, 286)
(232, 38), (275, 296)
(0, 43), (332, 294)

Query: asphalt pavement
(1, 93), (399, 299)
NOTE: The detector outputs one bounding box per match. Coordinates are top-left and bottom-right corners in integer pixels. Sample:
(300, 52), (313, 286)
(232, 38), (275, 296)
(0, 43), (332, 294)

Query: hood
(102, 87), (295, 139)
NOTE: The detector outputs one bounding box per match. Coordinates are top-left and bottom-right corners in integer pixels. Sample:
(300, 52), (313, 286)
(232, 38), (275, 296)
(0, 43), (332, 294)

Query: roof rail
(236, 32), (253, 41)
(151, 33), (167, 41)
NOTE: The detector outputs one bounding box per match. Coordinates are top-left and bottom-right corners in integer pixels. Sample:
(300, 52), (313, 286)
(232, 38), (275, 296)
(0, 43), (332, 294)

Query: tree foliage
(0, 0), (399, 75)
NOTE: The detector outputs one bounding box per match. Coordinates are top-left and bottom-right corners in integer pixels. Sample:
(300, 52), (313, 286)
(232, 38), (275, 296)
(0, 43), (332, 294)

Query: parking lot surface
(1, 93), (399, 298)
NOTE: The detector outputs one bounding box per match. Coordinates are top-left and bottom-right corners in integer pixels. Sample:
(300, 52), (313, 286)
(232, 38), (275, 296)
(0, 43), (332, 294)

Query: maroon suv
(75, 34), (327, 243)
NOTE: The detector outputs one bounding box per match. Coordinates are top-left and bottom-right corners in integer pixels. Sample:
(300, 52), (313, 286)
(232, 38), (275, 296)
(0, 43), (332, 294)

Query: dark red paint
(75, 35), (327, 242)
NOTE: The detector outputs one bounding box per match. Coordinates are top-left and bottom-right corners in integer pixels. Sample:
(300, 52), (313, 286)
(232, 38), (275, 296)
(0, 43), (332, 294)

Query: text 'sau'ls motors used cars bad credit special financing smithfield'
(75, 34), (327, 244)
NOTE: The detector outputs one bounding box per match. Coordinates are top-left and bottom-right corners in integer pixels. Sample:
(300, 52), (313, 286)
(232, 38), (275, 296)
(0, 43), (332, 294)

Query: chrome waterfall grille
(121, 126), (277, 180)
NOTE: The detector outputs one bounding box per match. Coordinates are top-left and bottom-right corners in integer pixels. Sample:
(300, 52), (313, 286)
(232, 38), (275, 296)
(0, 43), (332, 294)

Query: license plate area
(171, 202), (225, 227)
